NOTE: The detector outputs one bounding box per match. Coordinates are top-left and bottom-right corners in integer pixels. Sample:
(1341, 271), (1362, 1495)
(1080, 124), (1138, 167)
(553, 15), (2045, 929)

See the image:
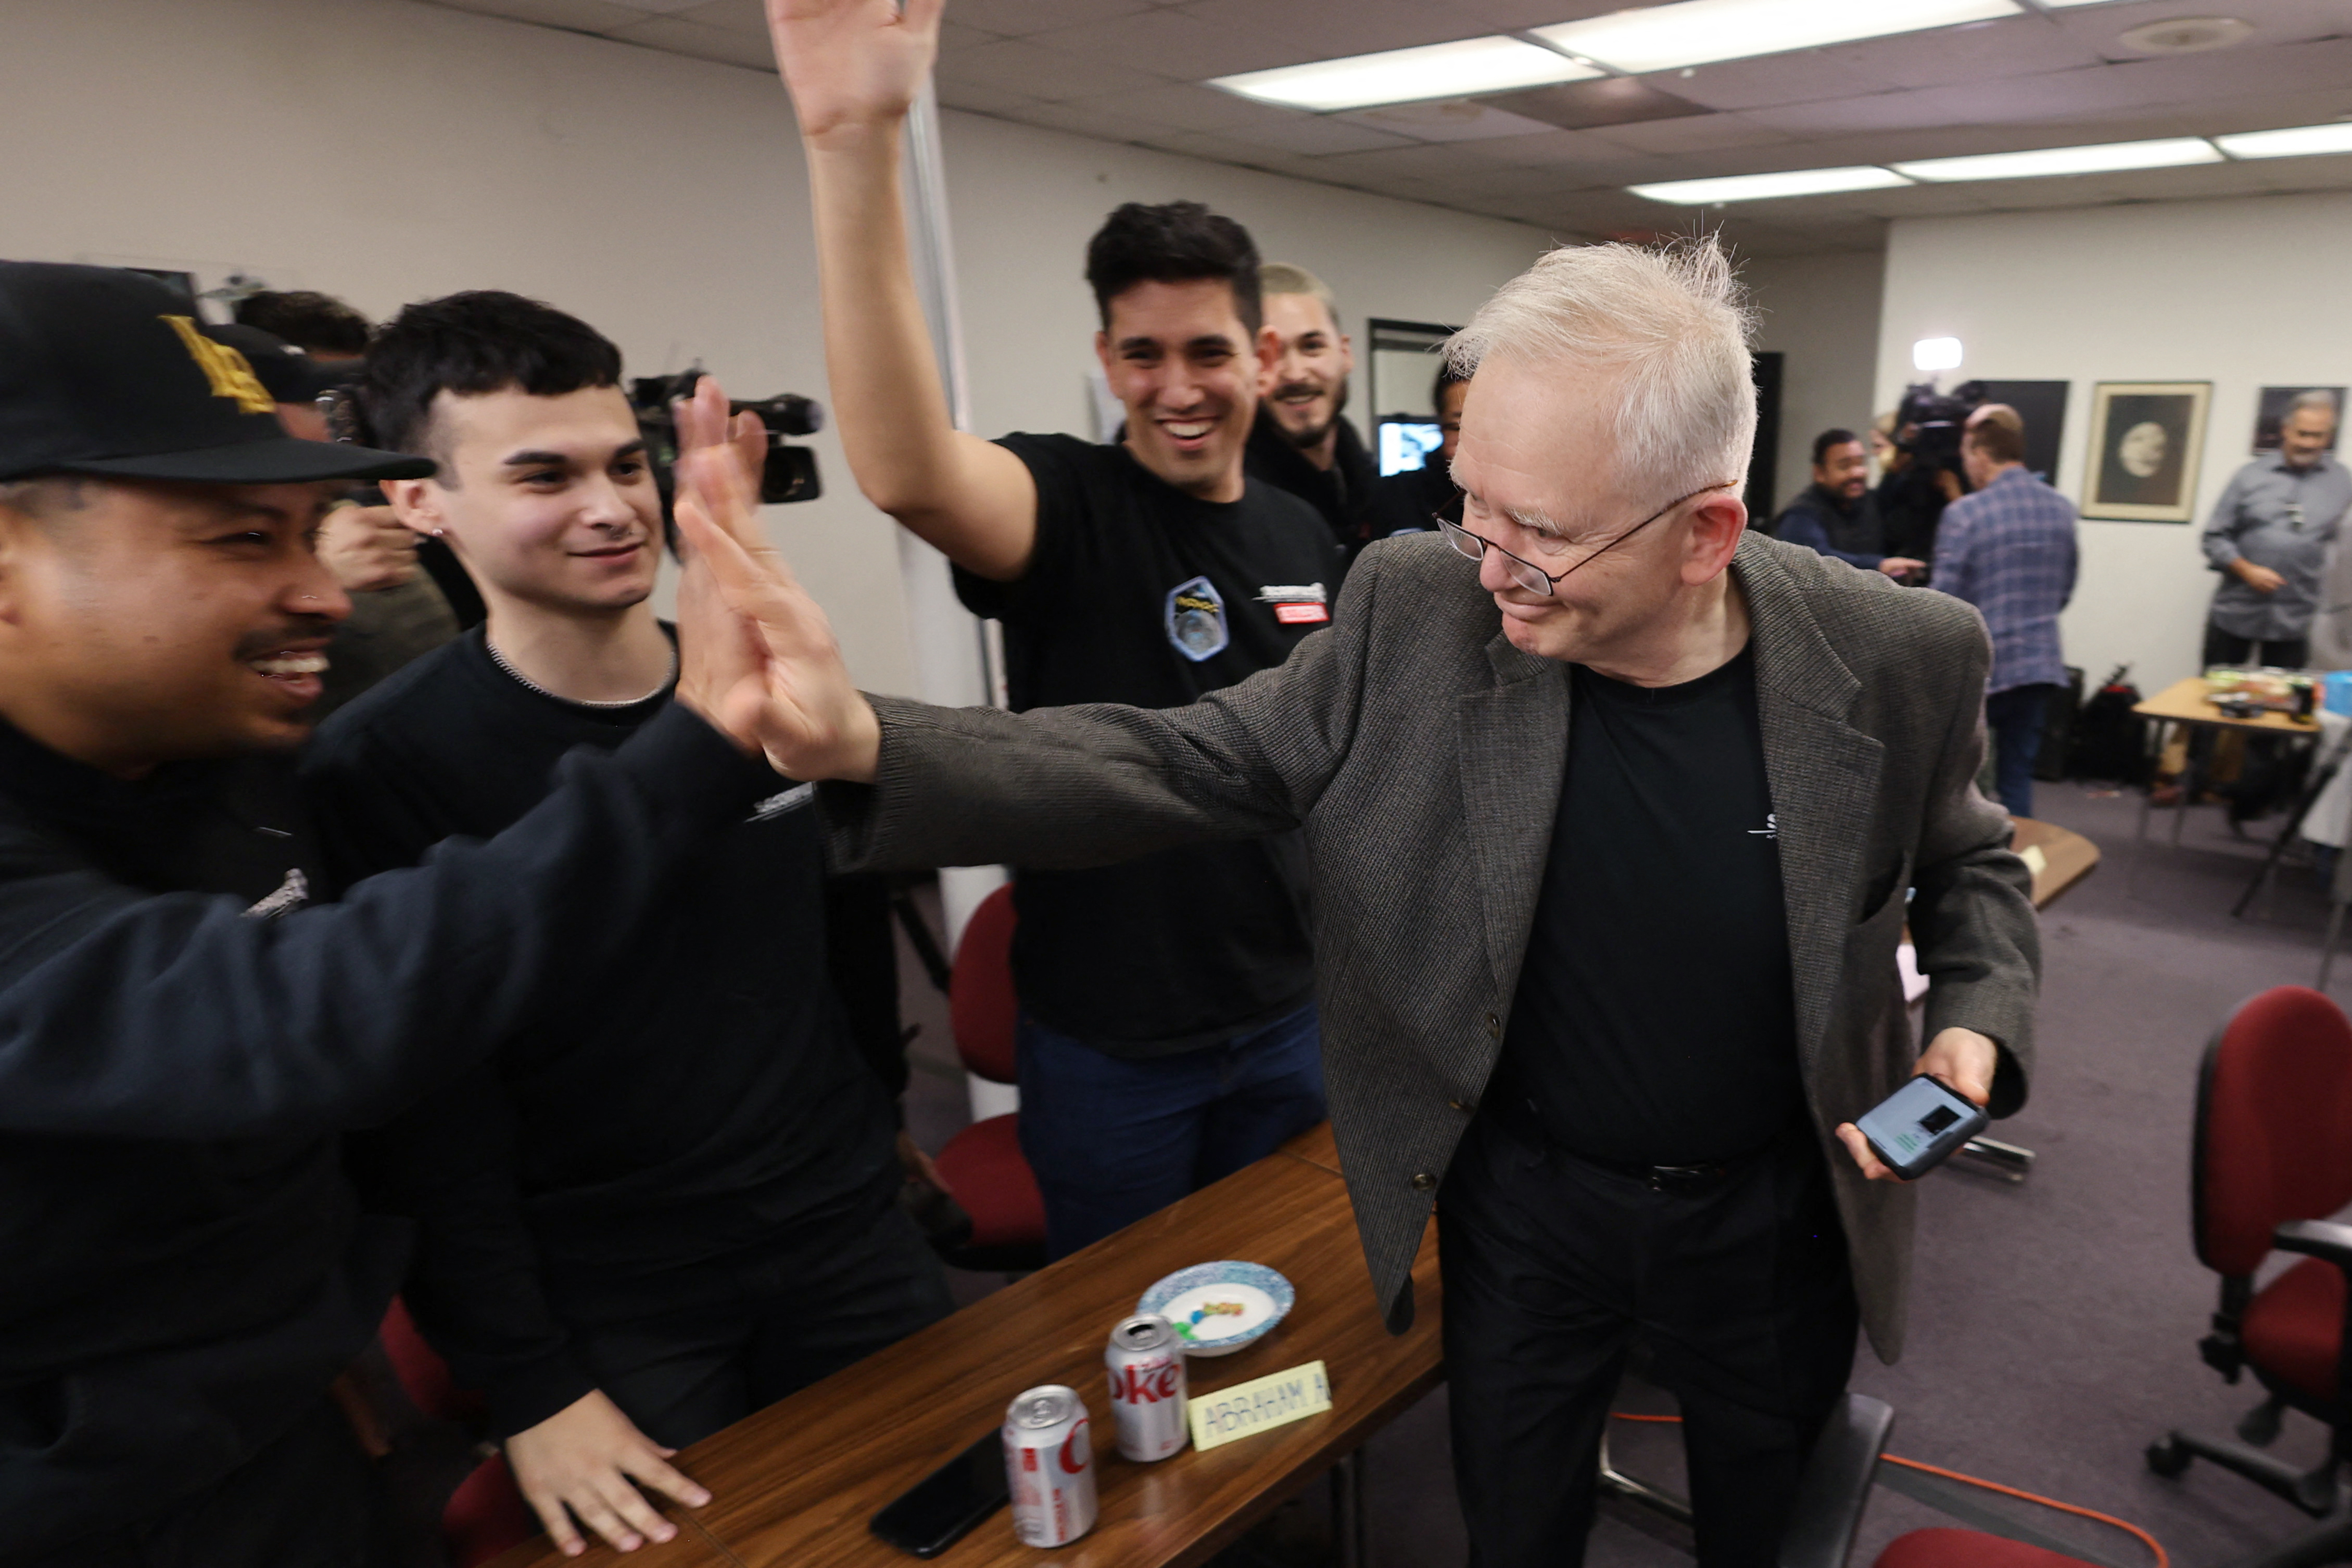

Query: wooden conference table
(2130, 675), (2323, 855)
(490, 1122), (1441, 1568)
(490, 824), (2093, 1568)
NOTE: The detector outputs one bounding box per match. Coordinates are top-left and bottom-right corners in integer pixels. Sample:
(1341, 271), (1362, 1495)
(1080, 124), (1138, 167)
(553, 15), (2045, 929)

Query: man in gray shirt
(2201, 390), (2350, 670)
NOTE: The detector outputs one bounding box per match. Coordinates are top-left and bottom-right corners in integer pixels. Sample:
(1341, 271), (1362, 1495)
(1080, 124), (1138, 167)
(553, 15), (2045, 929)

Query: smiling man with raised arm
(0, 264), (818, 1567)
(768, 0), (1342, 1261)
(684, 220), (2040, 1566)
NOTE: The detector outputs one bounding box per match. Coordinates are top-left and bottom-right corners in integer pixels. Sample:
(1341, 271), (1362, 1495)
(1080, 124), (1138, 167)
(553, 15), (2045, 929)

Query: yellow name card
(1188, 1360), (1332, 1452)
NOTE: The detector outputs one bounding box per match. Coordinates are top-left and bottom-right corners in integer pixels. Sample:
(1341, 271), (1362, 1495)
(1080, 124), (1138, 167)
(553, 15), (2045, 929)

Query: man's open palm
(766, 0), (942, 141)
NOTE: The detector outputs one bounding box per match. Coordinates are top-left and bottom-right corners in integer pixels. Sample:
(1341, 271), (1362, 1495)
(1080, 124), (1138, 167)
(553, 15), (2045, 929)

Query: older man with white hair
(707, 59), (2036, 1548)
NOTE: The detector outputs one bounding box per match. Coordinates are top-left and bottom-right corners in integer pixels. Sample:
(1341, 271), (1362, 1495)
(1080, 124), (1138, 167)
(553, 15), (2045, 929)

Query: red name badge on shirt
(1259, 583), (1331, 627)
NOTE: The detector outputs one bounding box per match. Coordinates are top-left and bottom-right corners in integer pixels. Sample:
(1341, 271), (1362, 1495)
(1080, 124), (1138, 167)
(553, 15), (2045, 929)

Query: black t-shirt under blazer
(1497, 648), (1805, 1166)
(954, 433), (1342, 1053)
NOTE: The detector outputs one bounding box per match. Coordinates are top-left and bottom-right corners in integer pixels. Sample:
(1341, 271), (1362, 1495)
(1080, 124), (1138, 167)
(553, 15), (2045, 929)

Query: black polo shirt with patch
(953, 432), (1341, 1054)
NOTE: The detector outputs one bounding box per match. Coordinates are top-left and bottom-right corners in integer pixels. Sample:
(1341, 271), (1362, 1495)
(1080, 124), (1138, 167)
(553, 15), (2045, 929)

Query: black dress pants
(1437, 1111), (1860, 1568)
(23, 1397), (391, 1568)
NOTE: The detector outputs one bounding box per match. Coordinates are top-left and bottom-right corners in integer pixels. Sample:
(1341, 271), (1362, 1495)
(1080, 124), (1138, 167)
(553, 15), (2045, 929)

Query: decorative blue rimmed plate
(1138, 1261), (1294, 1357)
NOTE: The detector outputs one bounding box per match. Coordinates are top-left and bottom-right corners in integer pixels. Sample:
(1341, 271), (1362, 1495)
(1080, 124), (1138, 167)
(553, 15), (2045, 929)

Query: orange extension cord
(1607, 1412), (2170, 1568)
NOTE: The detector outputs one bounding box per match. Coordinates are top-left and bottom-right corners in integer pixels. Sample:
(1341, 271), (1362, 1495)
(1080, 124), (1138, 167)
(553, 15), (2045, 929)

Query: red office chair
(2144, 985), (2352, 1561)
(379, 1299), (540, 1568)
(929, 884), (1048, 1272)
(1870, 1531), (2100, 1567)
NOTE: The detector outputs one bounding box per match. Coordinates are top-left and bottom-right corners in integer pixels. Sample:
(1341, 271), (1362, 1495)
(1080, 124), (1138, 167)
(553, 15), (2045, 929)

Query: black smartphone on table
(869, 1430), (1009, 1558)
(1855, 1074), (1989, 1180)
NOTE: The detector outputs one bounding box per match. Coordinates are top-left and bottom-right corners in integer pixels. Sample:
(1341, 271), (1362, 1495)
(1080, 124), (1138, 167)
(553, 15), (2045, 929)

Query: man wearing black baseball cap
(0, 262), (802, 1564)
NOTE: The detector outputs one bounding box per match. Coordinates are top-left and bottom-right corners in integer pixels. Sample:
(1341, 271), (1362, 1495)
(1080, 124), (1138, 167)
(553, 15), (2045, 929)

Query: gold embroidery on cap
(160, 315), (275, 416)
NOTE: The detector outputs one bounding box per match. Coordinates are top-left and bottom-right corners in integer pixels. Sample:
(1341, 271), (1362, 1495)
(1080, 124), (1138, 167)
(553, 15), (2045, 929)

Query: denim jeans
(1985, 683), (2056, 817)
(1015, 1002), (1325, 1259)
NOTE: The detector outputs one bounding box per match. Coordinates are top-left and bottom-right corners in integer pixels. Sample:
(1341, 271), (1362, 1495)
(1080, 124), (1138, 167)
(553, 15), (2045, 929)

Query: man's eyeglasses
(1439, 481), (1739, 597)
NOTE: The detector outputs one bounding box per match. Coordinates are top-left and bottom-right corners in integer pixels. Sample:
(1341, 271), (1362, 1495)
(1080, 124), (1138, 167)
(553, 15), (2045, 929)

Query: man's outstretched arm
(767, 0), (1040, 582)
(674, 452), (1376, 873)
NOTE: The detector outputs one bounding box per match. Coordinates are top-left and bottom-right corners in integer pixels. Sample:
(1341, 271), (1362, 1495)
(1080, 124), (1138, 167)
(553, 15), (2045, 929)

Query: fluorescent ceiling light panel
(1894, 138), (2221, 181)
(2216, 123), (2352, 160)
(1628, 165), (1912, 203)
(1533, 0), (2019, 75)
(1210, 37), (1600, 113)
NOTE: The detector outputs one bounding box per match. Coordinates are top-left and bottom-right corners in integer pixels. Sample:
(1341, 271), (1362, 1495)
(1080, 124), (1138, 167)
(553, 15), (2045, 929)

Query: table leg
(2131, 722), (2161, 894)
(1329, 1449), (1370, 1568)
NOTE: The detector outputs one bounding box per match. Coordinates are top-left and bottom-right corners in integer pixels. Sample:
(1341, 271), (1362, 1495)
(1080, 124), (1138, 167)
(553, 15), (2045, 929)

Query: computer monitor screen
(1379, 419), (1443, 477)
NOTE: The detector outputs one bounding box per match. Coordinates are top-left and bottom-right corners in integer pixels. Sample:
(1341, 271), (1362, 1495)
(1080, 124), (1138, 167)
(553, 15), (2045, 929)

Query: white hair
(2290, 388), (2341, 420)
(1446, 238), (1757, 502)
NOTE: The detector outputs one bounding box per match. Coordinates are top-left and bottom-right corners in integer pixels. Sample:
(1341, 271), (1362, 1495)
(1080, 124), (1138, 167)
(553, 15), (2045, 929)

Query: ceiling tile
(1737, 88), (1981, 138)
(1292, 142), (1482, 183)
(1024, 8), (1308, 78)
(1337, 101), (1568, 144)
(604, 14), (773, 68)
(2051, 0), (2352, 54)
(1065, 82), (1294, 134)
(932, 38), (1171, 100)
(422, 0), (650, 31)
(935, 79), (1045, 117)
(1808, 13), (2105, 92)
(671, 0), (763, 33)
(1450, 126), (1662, 168)
(936, 20), (1002, 51)
(1447, 0), (1633, 25)
(996, 100), (1154, 143)
(1218, 114), (1420, 157)
(1171, 0), (1480, 58)
(1582, 112), (1794, 156)
(948, 0), (1154, 37)
(1477, 76), (1713, 132)
(1663, 51), (1906, 113)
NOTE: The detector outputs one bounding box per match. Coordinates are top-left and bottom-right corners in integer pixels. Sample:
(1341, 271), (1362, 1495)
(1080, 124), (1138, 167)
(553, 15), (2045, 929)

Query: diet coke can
(1106, 1314), (1189, 1461)
(1003, 1384), (1097, 1547)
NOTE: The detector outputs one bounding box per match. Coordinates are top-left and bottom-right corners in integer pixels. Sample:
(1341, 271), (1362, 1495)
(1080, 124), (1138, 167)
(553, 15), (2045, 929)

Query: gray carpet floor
(897, 778), (2352, 1568)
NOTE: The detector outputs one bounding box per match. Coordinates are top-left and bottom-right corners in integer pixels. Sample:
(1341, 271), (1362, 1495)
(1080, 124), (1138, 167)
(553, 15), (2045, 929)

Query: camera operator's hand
(767, 0), (942, 145)
(2231, 558), (2287, 595)
(318, 501), (419, 592)
(1877, 556), (1927, 581)
(672, 378), (881, 783)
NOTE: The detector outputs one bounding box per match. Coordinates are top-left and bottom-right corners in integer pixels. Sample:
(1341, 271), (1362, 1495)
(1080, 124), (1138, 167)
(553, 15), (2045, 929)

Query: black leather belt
(1489, 1094), (1766, 1196)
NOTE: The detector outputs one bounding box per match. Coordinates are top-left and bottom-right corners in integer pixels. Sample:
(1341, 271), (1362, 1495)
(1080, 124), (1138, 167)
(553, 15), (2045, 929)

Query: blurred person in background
(233, 288), (372, 362)
(1769, 427), (1923, 579)
(2203, 388), (2348, 673)
(1374, 360), (1469, 537)
(1245, 262), (1387, 570)
(1930, 408), (2078, 817)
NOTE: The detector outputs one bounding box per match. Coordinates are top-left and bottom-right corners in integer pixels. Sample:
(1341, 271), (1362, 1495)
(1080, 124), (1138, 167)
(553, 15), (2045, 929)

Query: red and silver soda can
(1003, 1384), (1097, 1547)
(1106, 1314), (1189, 1461)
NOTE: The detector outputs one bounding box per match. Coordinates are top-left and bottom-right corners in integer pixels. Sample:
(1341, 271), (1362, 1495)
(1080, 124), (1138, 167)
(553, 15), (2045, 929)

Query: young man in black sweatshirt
(0, 263), (806, 1566)
(302, 294), (950, 1557)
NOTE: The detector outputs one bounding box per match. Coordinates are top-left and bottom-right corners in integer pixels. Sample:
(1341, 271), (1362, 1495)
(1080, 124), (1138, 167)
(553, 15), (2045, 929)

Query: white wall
(1746, 250), (1885, 519)
(0, 0), (1553, 693)
(1877, 194), (2352, 692)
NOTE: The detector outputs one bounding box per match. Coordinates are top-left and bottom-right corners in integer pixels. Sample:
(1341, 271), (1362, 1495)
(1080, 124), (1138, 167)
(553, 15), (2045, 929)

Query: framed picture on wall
(2083, 381), (2210, 523)
(2252, 386), (2345, 454)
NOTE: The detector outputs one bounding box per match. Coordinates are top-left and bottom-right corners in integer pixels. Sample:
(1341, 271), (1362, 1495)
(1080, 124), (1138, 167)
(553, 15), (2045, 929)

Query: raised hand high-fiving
(766, 0), (944, 143)
(670, 376), (882, 783)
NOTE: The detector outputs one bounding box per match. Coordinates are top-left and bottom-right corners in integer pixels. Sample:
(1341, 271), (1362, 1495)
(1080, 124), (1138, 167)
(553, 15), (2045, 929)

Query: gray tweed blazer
(826, 528), (2038, 1363)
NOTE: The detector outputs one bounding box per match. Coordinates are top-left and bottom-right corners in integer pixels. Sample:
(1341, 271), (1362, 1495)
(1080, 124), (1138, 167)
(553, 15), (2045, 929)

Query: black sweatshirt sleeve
(0, 704), (776, 1139)
(345, 1067), (596, 1437)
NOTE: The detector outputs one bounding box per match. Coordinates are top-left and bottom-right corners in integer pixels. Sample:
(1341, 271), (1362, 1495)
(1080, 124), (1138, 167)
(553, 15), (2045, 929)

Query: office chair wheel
(2146, 1435), (2194, 1478)
(2238, 1395), (2287, 1447)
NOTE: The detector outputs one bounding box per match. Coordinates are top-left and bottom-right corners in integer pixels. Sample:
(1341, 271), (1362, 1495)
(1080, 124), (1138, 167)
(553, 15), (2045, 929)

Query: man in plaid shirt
(1931, 408), (2079, 816)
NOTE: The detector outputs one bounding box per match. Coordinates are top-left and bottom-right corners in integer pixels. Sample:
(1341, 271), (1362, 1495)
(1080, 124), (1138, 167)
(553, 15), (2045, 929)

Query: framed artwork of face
(2084, 381), (2210, 523)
